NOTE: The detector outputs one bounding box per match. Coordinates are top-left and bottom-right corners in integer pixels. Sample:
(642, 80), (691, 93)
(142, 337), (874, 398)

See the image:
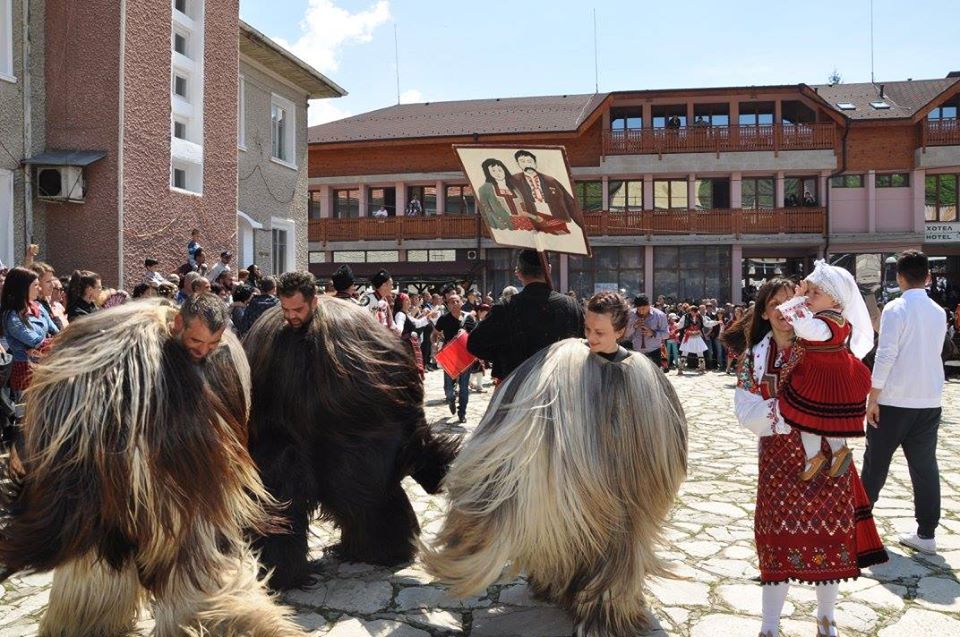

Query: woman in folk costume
(724, 279), (886, 637)
(423, 292), (688, 637)
(393, 292), (440, 379)
(776, 261), (874, 481)
(0, 299), (303, 636)
(677, 305), (719, 374)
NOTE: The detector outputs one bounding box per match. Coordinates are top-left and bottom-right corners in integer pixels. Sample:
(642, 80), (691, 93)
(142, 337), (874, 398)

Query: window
(876, 173), (909, 188)
(173, 74), (187, 99)
(694, 178), (731, 209)
(175, 0), (186, 14)
(272, 229), (287, 275)
(739, 102), (775, 127)
(830, 174), (864, 188)
(653, 180), (687, 210)
(608, 180), (643, 211)
(870, 101), (890, 110)
(569, 247), (644, 300)
(333, 189), (360, 218)
(653, 246), (731, 303)
(174, 32), (187, 56)
(781, 101), (816, 125)
(308, 191), (323, 219)
(271, 94), (296, 166)
(0, 0), (13, 80)
(928, 105), (958, 121)
(173, 168), (186, 190)
(408, 186), (437, 214)
(693, 104), (729, 127)
(445, 185), (475, 215)
(784, 177), (819, 206)
(573, 181), (602, 212)
(238, 76), (245, 148)
(652, 105), (686, 129)
(741, 177), (775, 209)
(173, 120), (187, 139)
(369, 187), (397, 216)
(925, 174), (958, 222)
(485, 248), (560, 295)
(836, 103), (857, 111)
(610, 107), (643, 131)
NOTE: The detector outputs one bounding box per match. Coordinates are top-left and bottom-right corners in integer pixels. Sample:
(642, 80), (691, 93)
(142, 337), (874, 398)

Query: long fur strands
(422, 339), (688, 637)
(243, 298), (460, 589)
(0, 299), (303, 636)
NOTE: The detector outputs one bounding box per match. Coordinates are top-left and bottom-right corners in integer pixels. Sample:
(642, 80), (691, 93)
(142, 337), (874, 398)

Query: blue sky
(239, 0), (960, 127)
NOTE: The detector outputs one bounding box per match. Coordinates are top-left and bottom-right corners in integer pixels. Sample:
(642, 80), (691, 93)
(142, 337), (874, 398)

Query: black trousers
(642, 349), (662, 368)
(861, 405), (941, 538)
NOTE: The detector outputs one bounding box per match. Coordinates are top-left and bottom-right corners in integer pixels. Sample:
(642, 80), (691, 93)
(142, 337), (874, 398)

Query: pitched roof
(813, 78), (959, 120)
(239, 21), (346, 99)
(308, 93), (609, 144)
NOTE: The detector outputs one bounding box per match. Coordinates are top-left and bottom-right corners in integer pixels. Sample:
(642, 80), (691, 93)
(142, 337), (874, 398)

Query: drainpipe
(824, 119), (850, 261)
(21, 0), (33, 250)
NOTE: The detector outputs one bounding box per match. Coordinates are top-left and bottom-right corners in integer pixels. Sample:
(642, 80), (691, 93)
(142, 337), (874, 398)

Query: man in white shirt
(206, 251), (233, 283)
(372, 206), (389, 218)
(863, 250), (946, 554)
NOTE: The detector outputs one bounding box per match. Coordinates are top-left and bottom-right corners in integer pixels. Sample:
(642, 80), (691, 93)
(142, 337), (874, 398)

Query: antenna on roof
(869, 0), (875, 84)
(593, 8), (599, 93)
(394, 24), (401, 106)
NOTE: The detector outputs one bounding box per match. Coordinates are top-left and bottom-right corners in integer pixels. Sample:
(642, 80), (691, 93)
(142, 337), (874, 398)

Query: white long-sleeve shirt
(872, 289), (946, 409)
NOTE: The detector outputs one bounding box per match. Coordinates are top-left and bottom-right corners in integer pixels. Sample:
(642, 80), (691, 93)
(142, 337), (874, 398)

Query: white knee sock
(761, 582), (790, 635)
(800, 431), (822, 460)
(815, 582), (839, 636)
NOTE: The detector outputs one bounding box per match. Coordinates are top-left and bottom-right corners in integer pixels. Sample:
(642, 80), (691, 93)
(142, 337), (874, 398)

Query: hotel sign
(925, 223), (960, 243)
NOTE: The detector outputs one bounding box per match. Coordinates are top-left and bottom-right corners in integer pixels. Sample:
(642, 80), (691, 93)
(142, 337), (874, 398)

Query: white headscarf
(805, 260), (874, 359)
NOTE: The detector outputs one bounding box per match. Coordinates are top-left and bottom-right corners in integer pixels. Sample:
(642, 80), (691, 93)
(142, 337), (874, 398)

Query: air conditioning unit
(37, 165), (85, 203)
(466, 249), (479, 260)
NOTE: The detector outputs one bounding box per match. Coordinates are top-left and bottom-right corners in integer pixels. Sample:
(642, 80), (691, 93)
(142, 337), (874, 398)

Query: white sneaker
(899, 533), (937, 554)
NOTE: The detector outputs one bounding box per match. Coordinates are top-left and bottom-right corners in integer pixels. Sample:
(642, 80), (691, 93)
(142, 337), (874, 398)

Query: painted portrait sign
(454, 145), (591, 256)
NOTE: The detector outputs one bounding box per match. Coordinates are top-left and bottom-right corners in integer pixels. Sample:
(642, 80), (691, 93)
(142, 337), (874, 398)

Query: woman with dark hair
(393, 293), (440, 379)
(724, 278), (886, 637)
(0, 267), (59, 395)
(476, 158), (521, 230)
(66, 270), (101, 320)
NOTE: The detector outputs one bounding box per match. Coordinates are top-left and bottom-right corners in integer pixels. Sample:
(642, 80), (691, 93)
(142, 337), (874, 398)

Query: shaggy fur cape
(0, 300), (302, 637)
(422, 339), (688, 637)
(243, 297), (460, 589)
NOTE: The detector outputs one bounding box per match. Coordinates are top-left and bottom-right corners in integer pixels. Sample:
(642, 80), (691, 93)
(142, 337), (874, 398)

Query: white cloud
(399, 88), (423, 104)
(272, 0), (391, 74)
(307, 99), (352, 126)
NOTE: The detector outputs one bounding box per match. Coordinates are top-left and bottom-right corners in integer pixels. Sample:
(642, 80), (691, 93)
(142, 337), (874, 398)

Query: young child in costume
(677, 306), (720, 375)
(776, 260), (873, 481)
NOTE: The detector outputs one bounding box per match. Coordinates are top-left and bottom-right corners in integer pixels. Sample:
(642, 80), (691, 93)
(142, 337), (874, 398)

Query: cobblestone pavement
(2, 369), (959, 636)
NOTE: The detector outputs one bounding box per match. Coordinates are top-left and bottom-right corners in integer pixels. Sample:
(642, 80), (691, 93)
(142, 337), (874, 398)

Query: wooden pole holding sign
(539, 251), (553, 291)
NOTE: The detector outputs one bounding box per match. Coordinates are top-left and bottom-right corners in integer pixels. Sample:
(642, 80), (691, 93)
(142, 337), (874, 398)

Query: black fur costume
(243, 298), (460, 589)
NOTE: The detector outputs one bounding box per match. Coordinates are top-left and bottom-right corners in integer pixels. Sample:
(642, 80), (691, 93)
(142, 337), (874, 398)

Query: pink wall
(121, 0), (238, 290)
(875, 187), (914, 233)
(829, 187), (868, 234)
(44, 0), (122, 283)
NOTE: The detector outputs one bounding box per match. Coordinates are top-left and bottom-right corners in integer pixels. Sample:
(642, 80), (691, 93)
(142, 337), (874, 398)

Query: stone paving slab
(1, 369), (958, 636)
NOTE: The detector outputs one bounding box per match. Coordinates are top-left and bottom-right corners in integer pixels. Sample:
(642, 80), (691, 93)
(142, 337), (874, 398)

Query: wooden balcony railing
(603, 123), (836, 156)
(308, 207), (825, 244)
(924, 119), (960, 147)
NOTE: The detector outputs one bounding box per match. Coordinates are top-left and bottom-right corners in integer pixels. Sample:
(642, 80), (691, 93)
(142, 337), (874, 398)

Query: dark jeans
(443, 372), (470, 418)
(642, 349), (662, 368)
(861, 405), (941, 538)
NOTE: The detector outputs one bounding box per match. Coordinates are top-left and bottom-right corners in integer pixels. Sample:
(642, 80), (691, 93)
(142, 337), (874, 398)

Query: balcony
(308, 207), (825, 245)
(603, 123), (836, 156)
(923, 119), (960, 146)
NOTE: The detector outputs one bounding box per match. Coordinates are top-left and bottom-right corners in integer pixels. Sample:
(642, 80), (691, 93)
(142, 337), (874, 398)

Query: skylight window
(837, 102), (857, 110)
(870, 101), (891, 109)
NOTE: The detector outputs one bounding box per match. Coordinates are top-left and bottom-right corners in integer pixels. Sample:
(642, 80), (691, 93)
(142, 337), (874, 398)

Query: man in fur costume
(422, 338), (688, 637)
(243, 271), (460, 589)
(0, 296), (303, 636)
